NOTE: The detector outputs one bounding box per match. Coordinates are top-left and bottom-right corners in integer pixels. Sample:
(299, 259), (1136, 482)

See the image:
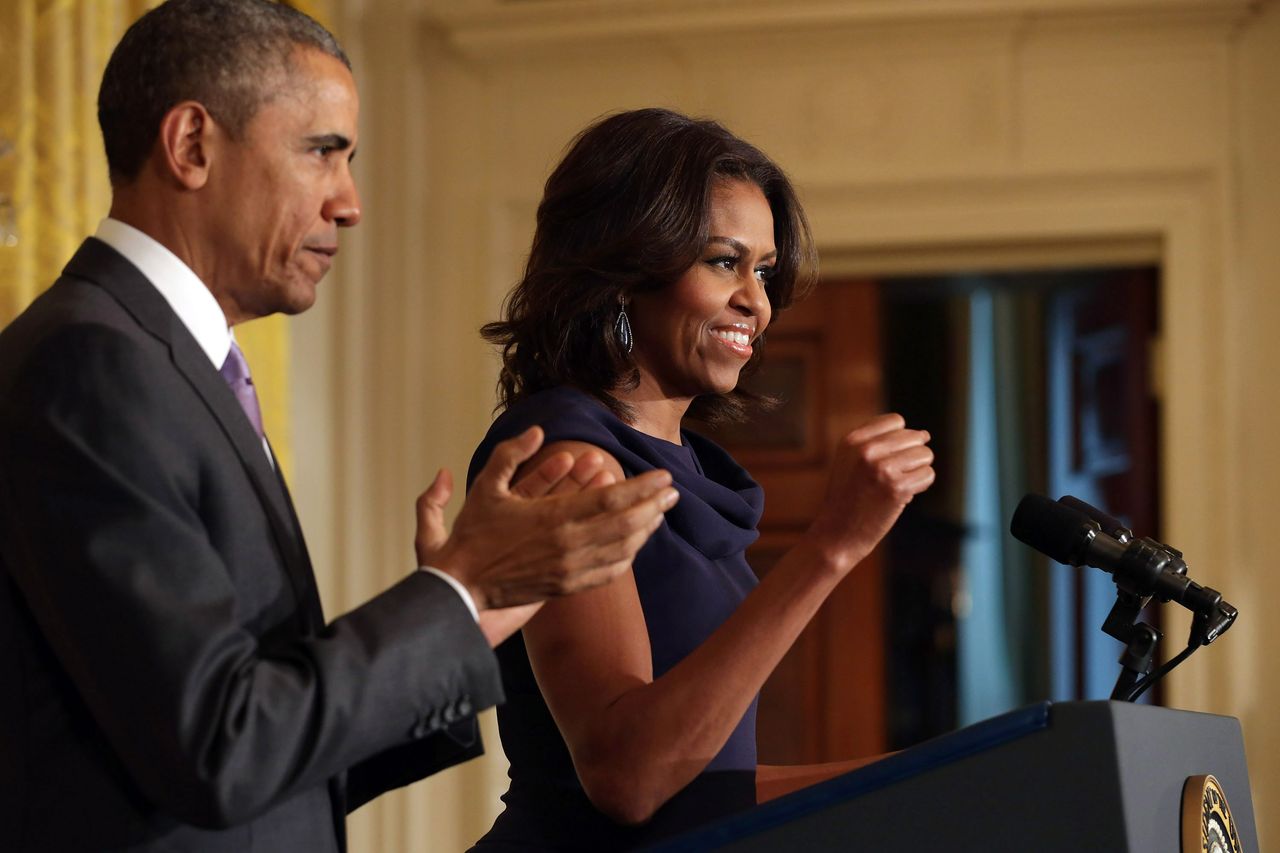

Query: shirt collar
(93, 218), (231, 370)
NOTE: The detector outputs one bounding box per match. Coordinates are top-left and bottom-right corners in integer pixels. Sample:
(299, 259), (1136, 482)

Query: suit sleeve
(344, 719), (485, 813)
(0, 325), (503, 828)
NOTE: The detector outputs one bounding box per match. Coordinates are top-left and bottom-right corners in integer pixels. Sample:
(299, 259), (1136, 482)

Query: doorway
(700, 266), (1161, 762)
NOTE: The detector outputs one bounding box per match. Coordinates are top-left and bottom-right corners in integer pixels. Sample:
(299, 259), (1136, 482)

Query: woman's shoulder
(494, 386), (622, 443)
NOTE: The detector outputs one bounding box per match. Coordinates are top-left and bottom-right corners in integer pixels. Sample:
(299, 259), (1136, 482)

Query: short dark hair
(483, 107), (817, 426)
(98, 0), (350, 184)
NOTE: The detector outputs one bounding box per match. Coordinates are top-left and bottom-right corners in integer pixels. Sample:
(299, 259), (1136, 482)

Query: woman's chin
(698, 379), (742, 398)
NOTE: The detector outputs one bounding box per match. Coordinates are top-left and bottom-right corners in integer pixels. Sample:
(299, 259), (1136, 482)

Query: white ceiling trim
(412, 0), (1263, 55)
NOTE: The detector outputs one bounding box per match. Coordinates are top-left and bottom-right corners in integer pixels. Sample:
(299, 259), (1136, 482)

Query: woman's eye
(706, 255), (738, 271)
(756, 266), (776, 283)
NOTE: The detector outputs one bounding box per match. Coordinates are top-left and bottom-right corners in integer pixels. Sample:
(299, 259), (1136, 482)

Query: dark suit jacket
(0, 239), (504, 851)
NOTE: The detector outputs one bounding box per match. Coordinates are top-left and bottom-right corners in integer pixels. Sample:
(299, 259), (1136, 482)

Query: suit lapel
(267, 436), (325, 623)
(62, 239), (325, 632)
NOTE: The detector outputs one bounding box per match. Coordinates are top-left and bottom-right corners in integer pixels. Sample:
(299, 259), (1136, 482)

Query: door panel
(701, 280), (887, 764)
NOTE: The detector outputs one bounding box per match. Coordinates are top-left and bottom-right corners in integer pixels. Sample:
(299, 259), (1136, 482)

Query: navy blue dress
(467, 386), (764, 851)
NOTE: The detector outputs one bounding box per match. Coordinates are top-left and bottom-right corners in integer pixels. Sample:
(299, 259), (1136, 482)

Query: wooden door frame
(801, 169), (1226, 711)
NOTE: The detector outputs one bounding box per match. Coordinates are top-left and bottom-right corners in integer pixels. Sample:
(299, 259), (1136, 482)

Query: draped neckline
(512, 387), (763, 560)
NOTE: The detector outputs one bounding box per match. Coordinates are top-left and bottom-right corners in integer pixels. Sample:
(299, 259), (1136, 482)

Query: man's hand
(415, 431), (631, 647)
(414, 426), (678, 615)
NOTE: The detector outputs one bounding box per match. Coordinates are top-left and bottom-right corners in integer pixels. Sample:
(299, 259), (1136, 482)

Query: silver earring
(615, 306), (633, 355)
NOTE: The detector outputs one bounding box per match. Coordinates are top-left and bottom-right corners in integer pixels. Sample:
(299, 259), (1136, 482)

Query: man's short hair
(97, 0), (350, 185)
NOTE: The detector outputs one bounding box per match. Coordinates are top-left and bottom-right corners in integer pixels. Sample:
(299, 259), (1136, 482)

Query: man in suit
(0, 1), (678, 850)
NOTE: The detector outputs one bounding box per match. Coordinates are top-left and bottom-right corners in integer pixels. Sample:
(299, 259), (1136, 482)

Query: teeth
(712, 329), (751, 346)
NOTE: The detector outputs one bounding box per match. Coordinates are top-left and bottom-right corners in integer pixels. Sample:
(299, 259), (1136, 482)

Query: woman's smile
(709, 323), (755, 358)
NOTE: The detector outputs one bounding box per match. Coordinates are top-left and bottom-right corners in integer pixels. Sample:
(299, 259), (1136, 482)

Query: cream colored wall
(1229, 0), (1280, 839)
(292, 0), (1280, 848)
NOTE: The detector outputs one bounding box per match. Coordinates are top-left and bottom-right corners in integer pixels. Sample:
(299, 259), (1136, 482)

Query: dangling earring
(614, 302), (634, 355)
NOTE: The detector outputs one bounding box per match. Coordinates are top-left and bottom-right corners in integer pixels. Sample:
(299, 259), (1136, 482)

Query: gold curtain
(0, 0), (332, 479)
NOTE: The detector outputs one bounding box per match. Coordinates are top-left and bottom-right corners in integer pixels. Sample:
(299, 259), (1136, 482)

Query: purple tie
(219, 341), (264, 438)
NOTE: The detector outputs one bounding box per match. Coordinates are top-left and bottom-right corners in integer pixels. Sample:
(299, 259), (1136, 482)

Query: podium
(648, 701), (1258, 851)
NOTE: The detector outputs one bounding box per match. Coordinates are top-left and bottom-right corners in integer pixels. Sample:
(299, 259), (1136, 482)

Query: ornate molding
(410, 0), (1263, 56)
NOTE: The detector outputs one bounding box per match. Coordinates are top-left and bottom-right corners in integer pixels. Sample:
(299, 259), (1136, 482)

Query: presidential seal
(1182, 774), (1243, 853)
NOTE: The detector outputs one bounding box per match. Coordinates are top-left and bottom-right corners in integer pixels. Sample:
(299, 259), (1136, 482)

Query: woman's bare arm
(520, 415), (934, 825)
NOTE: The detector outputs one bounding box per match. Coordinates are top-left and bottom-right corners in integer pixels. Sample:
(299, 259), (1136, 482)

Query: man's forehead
(253, 48), (358, 131)
(288, 46), (356, 91)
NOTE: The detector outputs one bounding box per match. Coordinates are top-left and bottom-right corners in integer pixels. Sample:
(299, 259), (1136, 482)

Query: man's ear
(156, 101), (217, 190)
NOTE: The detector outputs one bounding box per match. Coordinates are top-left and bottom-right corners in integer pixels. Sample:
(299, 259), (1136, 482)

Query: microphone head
(1011, 493), (1098, 566)
(1058, 495), (1133, 542)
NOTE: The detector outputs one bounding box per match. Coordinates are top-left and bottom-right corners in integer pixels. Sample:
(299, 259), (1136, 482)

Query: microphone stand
(1056, 497), (1237, 703)
(1102, 590), (1160, 701)
(1011, 494), (1239, 703)
(1094, 537), (1236, 703)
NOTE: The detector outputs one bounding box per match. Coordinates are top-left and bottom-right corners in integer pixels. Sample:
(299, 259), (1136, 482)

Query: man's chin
(246, 290), (316, 322)
(275, 279), (320, 316)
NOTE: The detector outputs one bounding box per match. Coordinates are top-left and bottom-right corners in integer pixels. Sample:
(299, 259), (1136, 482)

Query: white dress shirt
(95, 218), (230, 367)
(92, 218), (479, 622)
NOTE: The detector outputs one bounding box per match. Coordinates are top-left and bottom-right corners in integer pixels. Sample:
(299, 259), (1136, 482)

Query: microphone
(1010, 494), (1127, 570)
(1057, 495), (1134, 543)
(1010, 494), (1236, 644)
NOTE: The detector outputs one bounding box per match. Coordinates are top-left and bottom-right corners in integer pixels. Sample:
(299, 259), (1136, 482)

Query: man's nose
(327, 173), (362, 227)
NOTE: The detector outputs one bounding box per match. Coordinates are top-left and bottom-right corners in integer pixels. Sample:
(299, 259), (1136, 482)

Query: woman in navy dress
(467, 108), (935, 850)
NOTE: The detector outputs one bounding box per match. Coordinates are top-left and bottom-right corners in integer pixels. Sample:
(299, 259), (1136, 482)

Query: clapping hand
(413, 427), (677, 644)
